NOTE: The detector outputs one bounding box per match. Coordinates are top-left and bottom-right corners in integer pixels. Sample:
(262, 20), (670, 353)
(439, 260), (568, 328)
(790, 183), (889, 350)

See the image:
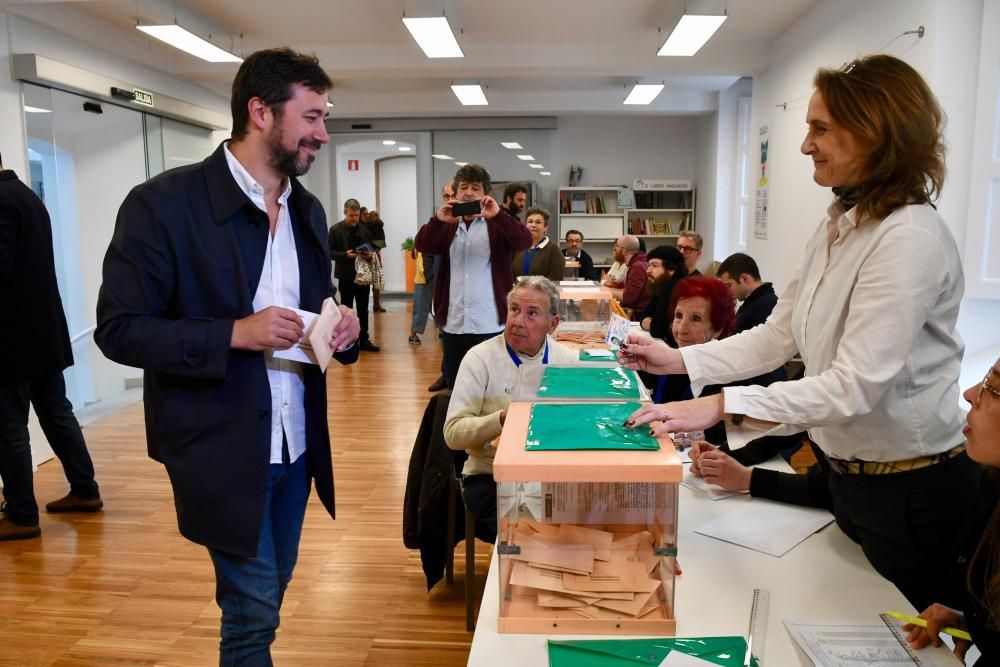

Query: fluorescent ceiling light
(24, 105), (51, 113)
(529, 164), (544, 169)
(402, 16), (464, 58)
(540, 171), (551, 176)
(516, 154), (535, 161)
(455, 161), (468, 166)
(501, 142), (523, 149)
(398, 146), (412, 152)
(451, 84), (488, 106)
(137, 24), (242, 62)
(624, 84), (665, 105)
(432, 154), (454, 160)
(382, 139), (396, 145)
(657, 14), (727, 56)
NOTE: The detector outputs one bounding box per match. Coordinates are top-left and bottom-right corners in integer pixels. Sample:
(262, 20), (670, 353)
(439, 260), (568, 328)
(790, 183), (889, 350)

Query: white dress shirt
(445, 216), (503, 334)
(682, 202), (966, 462)
(224, 143), (307, 465)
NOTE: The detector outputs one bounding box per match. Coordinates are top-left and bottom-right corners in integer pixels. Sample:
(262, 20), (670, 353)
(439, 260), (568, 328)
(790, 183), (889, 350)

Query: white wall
(748, 0), (998, 387)
(695, 111), (719, 272)
(377, 156), (418, 292)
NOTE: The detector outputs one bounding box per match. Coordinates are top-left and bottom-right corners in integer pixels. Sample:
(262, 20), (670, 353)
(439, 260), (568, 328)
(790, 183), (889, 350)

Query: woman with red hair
(653, 276), (736, 445)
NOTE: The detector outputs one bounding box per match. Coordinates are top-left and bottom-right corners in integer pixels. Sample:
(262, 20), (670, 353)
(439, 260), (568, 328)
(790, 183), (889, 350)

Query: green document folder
(548, 636), (757, 667)
(579, 349), (617, 362)
(526, 403), (659, 451)
(537, 366), (641, 399)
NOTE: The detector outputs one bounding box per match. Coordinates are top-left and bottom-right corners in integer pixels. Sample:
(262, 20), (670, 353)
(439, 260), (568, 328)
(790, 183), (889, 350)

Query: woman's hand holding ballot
(615, 333), (685, 375)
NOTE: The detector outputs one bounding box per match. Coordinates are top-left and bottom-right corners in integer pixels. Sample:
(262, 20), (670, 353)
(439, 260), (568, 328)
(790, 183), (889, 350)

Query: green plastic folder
(526, 403), (659, 451)
(537, 366), (641, 399)
(579, 349), (617, 362)
(547, 636), (758, 667)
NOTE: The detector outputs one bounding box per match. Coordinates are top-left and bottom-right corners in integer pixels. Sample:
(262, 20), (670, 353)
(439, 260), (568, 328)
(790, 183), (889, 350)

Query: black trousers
(441, 331), (501, 389)
(828, 451), (984, 611)
(0, 370), (100, 525)
(461, 474), (497, 543)
(338, 278), (371, 343)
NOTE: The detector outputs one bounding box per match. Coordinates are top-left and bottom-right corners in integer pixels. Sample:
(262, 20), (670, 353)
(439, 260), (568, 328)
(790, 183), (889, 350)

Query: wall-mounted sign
(132, 88), (154, 107)
(347, 159), (359, 171)
(632, 179), (692, 191)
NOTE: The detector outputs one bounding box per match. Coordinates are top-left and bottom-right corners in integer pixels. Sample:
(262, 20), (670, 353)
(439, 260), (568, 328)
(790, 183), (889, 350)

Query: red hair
(669, 276), (736, 339)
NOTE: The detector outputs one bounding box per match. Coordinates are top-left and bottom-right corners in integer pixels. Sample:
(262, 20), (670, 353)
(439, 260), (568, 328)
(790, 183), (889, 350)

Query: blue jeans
(0, 370), (99, 526)
(208, 455), (310, 667)
(410, 283), (432, 335)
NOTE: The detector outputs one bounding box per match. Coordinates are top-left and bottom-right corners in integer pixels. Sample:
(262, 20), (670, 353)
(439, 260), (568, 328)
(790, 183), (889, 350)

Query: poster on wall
(754, 125), (769, 240)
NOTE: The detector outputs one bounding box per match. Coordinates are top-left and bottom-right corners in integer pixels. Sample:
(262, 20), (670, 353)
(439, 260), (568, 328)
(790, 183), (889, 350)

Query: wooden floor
(0, 301), (492, 667)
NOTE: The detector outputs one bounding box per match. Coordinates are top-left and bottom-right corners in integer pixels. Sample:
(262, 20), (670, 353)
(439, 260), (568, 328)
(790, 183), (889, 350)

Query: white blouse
(682, 202), (966, 462)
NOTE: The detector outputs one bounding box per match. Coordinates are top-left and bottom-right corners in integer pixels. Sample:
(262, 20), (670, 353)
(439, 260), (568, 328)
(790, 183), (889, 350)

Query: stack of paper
(508, 522), (667, 620)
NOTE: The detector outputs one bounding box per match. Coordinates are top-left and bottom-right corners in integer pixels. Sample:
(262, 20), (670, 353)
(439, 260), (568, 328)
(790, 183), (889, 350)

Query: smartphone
(451, 200), (482, 217)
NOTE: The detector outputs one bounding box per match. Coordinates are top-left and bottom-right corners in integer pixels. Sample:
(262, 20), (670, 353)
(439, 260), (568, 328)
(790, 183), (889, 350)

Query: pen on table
(885, 610), (972, 641)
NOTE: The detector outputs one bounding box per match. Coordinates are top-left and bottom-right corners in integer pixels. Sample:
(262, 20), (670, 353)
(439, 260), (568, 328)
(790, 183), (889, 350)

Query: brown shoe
(0, 518), (41, 541)
(45, 494), (104, 513)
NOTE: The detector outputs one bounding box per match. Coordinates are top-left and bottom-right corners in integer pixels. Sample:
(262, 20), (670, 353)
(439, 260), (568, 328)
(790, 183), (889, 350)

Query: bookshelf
(557, 186), (625, 269)
(625, 182), (696, 240)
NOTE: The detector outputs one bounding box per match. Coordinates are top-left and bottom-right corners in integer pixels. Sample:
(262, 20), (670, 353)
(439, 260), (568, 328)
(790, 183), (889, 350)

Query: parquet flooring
(0, 300), (489, 666)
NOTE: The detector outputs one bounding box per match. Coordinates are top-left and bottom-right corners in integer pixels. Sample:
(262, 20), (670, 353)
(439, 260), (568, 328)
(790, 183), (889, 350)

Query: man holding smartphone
(415, 164), (532, 388)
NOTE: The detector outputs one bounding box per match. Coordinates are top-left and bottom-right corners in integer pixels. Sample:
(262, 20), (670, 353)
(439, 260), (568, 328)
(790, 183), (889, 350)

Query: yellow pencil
(885, 610), (972, 642)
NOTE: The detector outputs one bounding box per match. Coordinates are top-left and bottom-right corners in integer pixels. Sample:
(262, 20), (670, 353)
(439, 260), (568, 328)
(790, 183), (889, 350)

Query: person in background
(562, 229), (597, 281)
(359, 206), (369, 223)
(426, 182), (453, 392)
(94, 48), (361, 663)
(366, 208), (387, 312)
(501, 182), (527, 220)
(0, 151), (103, 542)
(512, 206), (564, 282)
(639, 244), (688, 342)
(605, 235), (649, 317)
(716, 252), (786, 388)
(444, 277), (577, 542)
(621, 54), (982, 611)
(329, 198), (380, 352)
(415, 164), (532, 389)
(903, 357), (1000, 665)
(676, 230), (703, 276)
(409, 243), (431, 345)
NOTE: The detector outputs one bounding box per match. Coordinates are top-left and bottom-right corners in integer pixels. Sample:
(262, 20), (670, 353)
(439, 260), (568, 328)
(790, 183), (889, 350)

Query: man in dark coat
(0, 153), (103, 542)
(95, 49), (360, 664)
(328, 198), (380, 351)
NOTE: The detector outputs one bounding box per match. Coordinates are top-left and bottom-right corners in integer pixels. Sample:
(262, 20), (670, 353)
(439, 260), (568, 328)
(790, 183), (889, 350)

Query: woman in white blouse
(621, 54), (983, 610)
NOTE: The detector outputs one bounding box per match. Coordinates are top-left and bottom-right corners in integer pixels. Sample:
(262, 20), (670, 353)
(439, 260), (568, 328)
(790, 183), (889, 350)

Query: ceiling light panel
(516, 155), (535, 161)
(451, 84), (488, 106)
(137, 25), (242, 62)
(529, 164), (544, 169)
(657, 14), (727, 57)
(403, 17), (464, 58)
(501, 142), (523, 149)
(432, 154), (454, 160)
(624, 84), (665, 105)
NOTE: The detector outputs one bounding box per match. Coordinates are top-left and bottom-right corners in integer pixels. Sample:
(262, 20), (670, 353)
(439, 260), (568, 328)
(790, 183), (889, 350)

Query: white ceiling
(4, 0), (819, 117)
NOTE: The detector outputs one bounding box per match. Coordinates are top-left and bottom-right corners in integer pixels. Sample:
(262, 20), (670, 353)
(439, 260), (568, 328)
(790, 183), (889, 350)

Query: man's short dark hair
(231, 48), (332, 140)
(453, 164), (491, 192)
(717, 252), (762, 281)
(503, 182), (528, 202)
(343, 198), (360, 212)
(565, 229), (583, 241)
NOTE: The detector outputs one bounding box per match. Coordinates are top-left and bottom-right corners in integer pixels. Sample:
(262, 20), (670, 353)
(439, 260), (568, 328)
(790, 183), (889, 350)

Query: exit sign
(132, 88), (154, 107)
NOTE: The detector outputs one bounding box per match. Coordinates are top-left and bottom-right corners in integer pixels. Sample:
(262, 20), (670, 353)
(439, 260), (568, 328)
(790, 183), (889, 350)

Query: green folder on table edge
(526, 402), (659, 451)
(538, 366), (641, 399)
(548, 636), (758, 667)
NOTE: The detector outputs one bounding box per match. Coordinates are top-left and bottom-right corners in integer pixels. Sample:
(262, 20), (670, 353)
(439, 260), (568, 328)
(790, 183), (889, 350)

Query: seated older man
(443, 276), (577, 542)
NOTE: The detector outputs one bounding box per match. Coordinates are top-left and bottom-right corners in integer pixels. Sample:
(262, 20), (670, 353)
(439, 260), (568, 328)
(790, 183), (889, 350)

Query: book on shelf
(628, 217), (673, 236)
(561, 193), (609, 215)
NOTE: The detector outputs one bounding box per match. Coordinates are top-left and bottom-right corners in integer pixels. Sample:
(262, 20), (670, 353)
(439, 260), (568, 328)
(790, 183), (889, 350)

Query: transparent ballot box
(492, 401), (683, 635)
(557, 283), (612, 327)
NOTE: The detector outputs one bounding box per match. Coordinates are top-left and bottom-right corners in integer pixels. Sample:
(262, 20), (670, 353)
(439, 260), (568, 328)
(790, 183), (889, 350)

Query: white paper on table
(582, 348), (615, 359)
(659, 652), (717, 667)
(559, 280), (598, 287)
(680, 471), (745, 500)
(694, 499), (833, 557)
(784, 620), (961, 667)
(272, 308), (319, 364)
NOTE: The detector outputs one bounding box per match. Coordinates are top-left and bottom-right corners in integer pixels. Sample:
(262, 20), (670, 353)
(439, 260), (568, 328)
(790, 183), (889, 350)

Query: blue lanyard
(522, 246), (541, 275)
(506, 340), (549, 367)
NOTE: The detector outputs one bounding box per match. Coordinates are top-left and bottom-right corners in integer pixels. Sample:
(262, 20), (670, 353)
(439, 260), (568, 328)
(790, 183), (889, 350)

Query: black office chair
(446, 469), (478, 631)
